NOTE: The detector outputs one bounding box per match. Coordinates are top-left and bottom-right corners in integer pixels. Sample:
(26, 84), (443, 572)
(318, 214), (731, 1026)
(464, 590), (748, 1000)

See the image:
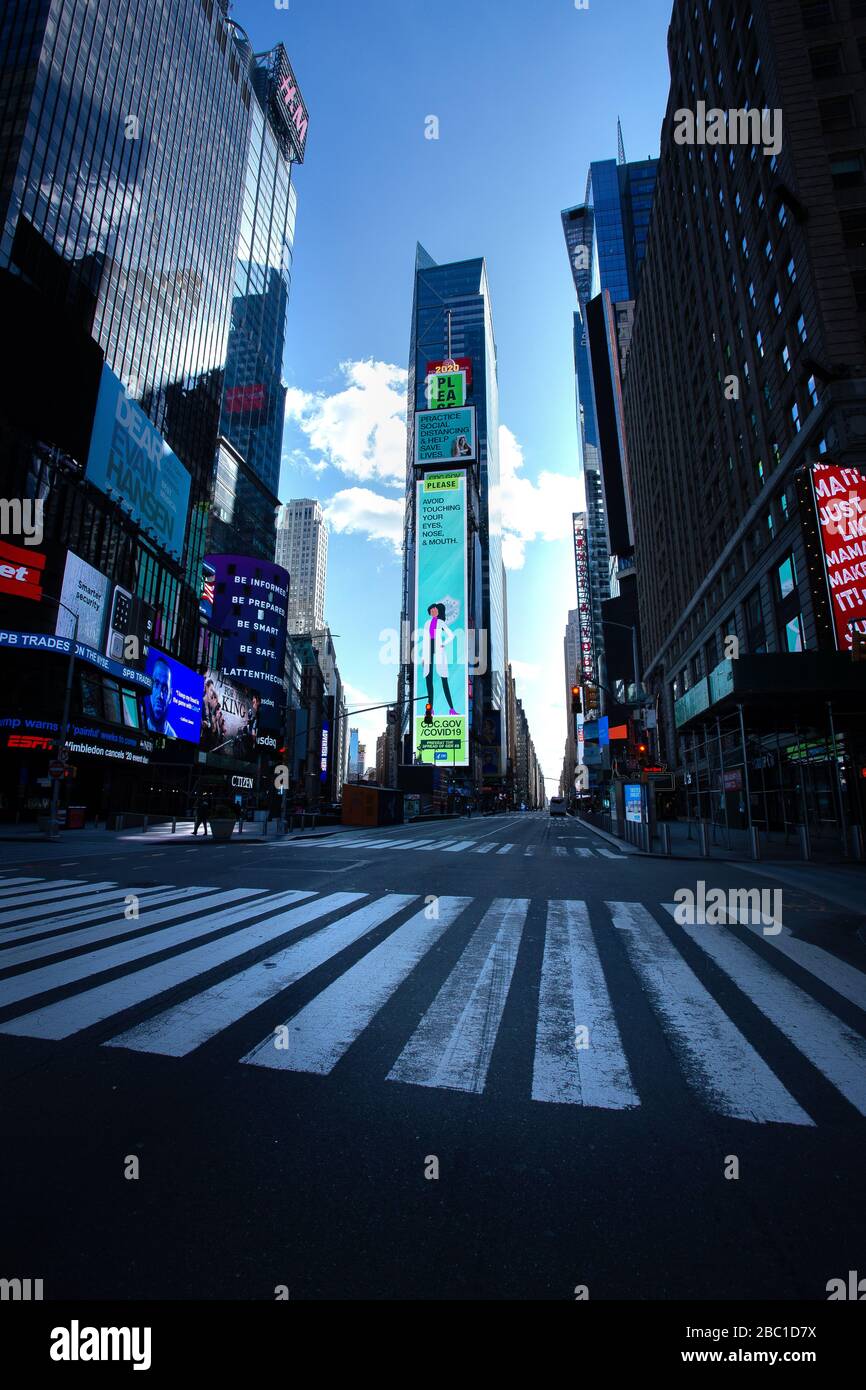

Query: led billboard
(425, 370), (465, 410)
(86, 364), (191, 561)
(56, 551), (109, 650)
(809, 462), (866, 651)
(204, 554), (290, 734)
(414, 407), (476, 467)
(142, 646), (203, 742)
(0, 539), (45, 602)
(413, 471), (468, 766)
(201, 669), (259, 761)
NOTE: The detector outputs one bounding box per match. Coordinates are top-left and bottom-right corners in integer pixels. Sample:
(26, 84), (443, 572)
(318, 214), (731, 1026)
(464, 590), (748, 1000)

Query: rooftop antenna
(617, 117), (626, 166)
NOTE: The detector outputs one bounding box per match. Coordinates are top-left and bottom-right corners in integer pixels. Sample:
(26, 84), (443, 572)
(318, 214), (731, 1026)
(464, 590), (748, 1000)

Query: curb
(575, 816), (644, 856)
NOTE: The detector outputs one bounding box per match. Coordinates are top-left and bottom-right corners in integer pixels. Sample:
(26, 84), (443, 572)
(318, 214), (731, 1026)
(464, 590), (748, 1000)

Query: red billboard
(225, 384), (266, 414)
(810, 463), (866, 651)
(0, 539), (46, 601)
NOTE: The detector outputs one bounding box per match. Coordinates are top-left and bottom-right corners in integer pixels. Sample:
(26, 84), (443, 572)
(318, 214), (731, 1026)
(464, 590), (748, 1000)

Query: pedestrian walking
(193, 791), (210, 838)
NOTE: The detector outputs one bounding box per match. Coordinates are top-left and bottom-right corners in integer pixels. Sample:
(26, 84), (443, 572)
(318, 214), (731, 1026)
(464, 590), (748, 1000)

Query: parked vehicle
(549, 796), (566, 817)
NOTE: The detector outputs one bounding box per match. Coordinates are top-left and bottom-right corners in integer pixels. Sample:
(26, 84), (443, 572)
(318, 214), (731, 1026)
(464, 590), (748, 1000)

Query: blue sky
(236, 0), (672, 778)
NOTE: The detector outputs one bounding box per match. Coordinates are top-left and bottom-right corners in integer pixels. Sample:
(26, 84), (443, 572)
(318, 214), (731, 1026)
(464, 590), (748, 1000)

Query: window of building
(786, 256), (797, 283)
(791, 400), (802, 432)
(755, 328), (764, 356)
(810, 44), (844, 77)
(796, 312), (807, 342)
(764, 239), (774, 262)
(777, 554), (797, 600)
(773, 289), (782, 316)
(745, 588), (767, 652)
(781, 343), (791, 372)
(831, 152), (866, 187)
(748, 279), (756, 306)
(784, 614), (805, 651)
(807, 373), (820, 408)
(818, 95), (856, 132)
(800, 0), (839, 30)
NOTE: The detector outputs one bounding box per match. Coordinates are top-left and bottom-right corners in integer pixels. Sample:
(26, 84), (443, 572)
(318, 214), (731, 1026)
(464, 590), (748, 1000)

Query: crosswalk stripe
(596, 848), (627, 859)
(0, 887), (230, 966)
(0, 883), (119, 925)
(574, 847), (592, 858)
(552, 846), (568, 858)
(0, 877), (46, 892)
(672, 913), (866, 1118)
(0, 880), (101, 912)
(0, 885), (210, 944)
(242, 897), (471, 1076)
(474, 843), (497, 854)
(496, 844), (514, 855)
(0, 889), (293, 1013)
(532, 901), (639, 1109)
(607, 902), (811, 1125)
(0, 892), (361, 1040)
(663, 904), (866, 1015)
(109, 894), (416, 1058)
(442, 840), (476, 853)
(387, 897), (528, 1094)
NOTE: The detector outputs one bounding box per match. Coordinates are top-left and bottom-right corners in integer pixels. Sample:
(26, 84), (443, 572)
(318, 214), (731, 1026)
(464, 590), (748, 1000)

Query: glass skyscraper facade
(0, 0), (309, 822)
(401, 244), (506, 778)
(209, 39), (301, 560)
(561, 152), (658, 723)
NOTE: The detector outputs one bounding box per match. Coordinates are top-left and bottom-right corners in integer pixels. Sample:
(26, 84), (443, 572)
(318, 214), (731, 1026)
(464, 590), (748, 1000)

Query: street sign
(48, 761), (66, 779)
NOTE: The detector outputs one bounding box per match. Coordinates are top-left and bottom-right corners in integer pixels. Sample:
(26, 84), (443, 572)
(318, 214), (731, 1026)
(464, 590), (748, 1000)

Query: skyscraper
(561, 153), (658, 720)
(209, 38), (304, 561)
(400, 244), (507, 790)
(0, 0), (254, 818)
(275, 498), (328, 633)
(623, 0), (866, 843)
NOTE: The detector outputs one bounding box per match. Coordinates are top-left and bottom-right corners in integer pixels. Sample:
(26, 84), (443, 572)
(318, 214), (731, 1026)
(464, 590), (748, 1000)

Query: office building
(275, 498), (328, 633)
(400, 244), (507, 795)
(0, 0), (310, 822)
(623, 0), (866, 843)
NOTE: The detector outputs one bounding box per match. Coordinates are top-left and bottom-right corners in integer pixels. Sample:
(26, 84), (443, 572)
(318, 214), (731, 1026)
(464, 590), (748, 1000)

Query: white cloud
(509, 659), (541, 683)
(284, 360), (408, 487)
(498, 424), (578, 570)
(324, 487), (404, 551)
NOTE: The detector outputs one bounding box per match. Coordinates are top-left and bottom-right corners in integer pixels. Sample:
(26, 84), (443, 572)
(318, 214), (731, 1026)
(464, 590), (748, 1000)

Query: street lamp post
(44, 597), (79, 840)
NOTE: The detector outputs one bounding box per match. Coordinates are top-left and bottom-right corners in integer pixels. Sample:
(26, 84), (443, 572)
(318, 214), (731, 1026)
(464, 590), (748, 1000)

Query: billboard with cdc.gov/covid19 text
(413, 470), (468, 767)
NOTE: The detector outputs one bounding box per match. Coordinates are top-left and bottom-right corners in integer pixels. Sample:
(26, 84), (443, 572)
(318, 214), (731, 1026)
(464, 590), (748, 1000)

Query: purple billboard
(202, 555), (289, 739)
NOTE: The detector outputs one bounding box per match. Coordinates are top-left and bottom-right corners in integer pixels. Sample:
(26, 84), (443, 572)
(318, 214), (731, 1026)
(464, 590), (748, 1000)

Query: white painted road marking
(532, 900), (639, 1109)
(607, 902), (811, 1126)
(244, 896), (470, 1076)
(110, 895), (416, 1057)
(387, 898), (528, 1094)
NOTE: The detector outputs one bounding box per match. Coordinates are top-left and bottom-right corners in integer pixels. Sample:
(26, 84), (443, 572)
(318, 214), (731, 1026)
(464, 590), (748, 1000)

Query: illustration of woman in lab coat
(422, 601), (458, 721)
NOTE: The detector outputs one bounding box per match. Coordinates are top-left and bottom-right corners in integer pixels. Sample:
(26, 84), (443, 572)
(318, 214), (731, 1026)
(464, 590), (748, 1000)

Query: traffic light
(570, 685), (581, 714)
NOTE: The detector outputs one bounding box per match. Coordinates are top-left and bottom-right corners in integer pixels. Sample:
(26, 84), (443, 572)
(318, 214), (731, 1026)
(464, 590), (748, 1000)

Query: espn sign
(6, 734), (54, 750)
(0, 539), (45, 601)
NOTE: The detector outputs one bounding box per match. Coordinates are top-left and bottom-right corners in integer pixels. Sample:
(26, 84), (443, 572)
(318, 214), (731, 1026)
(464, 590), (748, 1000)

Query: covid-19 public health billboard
(86, 365), (191, 561)
(413, 471), (468, 766)
(204, 555), (290, 738)
(414, 407), (476, 466)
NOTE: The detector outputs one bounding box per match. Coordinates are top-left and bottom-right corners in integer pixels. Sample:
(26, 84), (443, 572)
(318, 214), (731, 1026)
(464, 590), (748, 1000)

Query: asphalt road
(1, 811), (865, 1301)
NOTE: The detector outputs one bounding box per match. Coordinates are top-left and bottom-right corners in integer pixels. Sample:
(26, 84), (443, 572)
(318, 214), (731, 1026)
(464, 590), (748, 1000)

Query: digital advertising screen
(200, 669), (260, 762)
(414, 406), (477, 466)
(142, 646), (203, 742)
(413, 470), (469, 766)
(56, 550), (109, 650)
(203, 554), (289, 733)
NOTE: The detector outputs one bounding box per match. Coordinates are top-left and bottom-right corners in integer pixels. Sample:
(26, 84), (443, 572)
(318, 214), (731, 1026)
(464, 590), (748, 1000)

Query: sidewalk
(578, 813), (865, 866)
